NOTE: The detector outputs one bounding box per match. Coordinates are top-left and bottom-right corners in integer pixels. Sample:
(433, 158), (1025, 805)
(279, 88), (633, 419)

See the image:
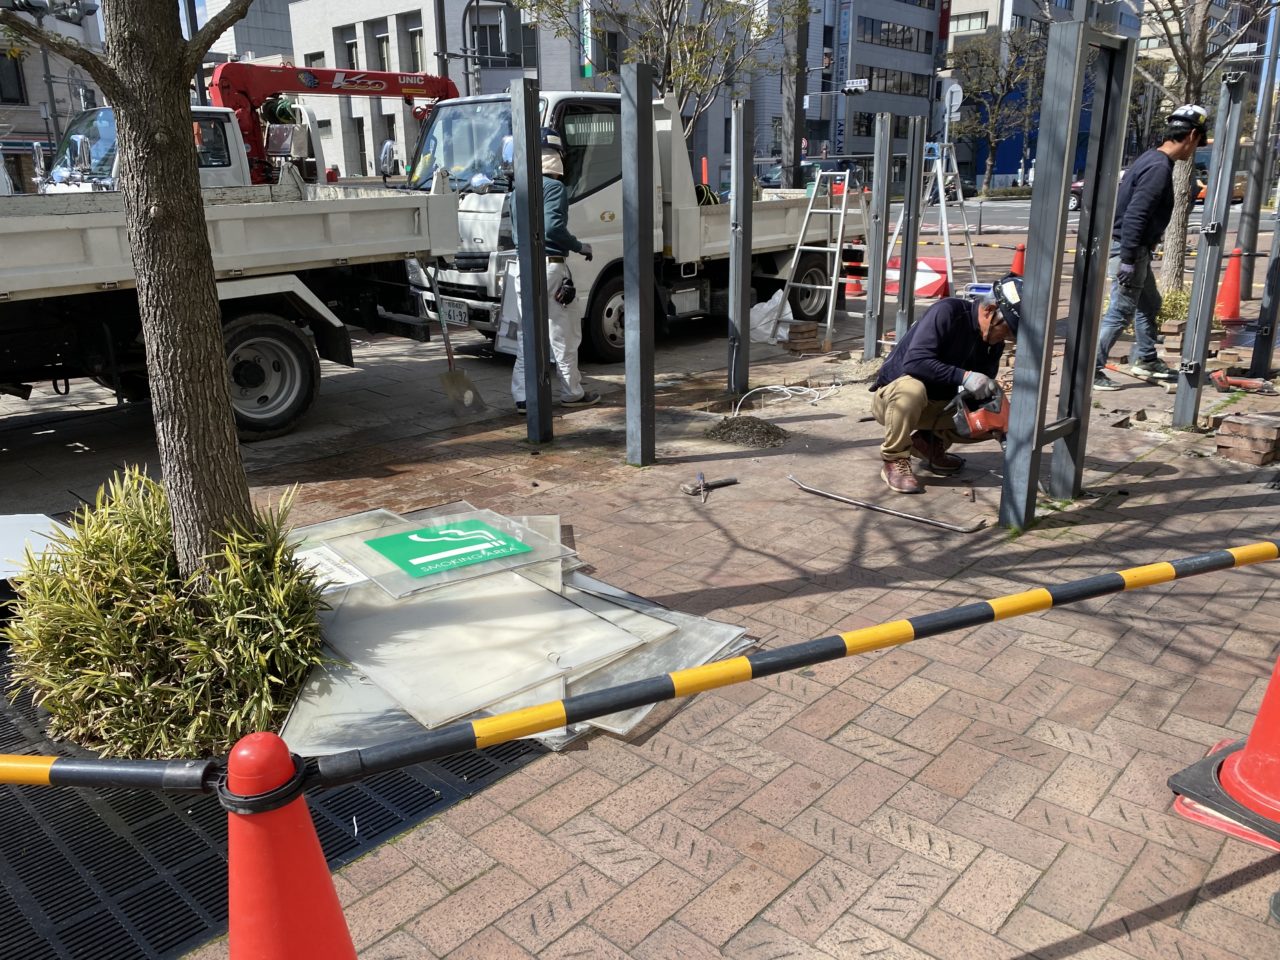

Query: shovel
(436, 307), (487, 414)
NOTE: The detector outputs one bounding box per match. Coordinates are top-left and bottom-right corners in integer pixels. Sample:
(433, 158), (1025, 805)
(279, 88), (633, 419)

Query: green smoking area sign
(364, 520), (531, 578)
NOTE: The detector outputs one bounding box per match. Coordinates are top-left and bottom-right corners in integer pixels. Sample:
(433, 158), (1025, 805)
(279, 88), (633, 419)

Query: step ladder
(770, 169), (870, 351)
(887, 141), (978, 298)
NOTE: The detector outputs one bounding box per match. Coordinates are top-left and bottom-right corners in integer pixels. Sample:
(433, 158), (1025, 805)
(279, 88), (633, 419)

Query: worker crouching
(870, 274), (1022, 494)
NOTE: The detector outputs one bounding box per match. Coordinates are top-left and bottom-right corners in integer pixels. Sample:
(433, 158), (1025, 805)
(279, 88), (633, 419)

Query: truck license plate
(440, 298), (469, 326)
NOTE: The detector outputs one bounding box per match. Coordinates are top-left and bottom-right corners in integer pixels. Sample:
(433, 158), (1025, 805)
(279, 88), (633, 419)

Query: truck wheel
(91, 373), (151, 402)
(789, 253), (830, 325)
(223, 314), (320, 441)
(586, 274), (627, 363)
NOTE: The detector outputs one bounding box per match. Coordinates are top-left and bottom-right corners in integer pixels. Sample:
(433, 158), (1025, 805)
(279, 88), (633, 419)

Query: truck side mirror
(72, 135), (92, 175)
(379, 139), (396, 179)
(31, 142), (46, 179)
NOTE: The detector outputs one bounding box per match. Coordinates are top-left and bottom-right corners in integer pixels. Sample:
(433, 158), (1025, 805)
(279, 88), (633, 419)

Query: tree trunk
(984, 148), (996, 192)
(1158, 159), (1197, 293)
(103, 2), (252, 575)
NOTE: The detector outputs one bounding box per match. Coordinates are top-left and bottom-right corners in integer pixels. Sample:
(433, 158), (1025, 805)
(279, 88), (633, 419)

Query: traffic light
(842, 79), (869, 96)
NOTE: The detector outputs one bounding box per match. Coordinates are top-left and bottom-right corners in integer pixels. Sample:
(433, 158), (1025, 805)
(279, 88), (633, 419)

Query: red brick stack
(1216, 412), (1280, 465)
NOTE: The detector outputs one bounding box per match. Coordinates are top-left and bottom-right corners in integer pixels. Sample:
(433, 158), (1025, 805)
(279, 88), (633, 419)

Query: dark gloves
(579, 242), (593, 261)
(1116, 261), (1136, 289)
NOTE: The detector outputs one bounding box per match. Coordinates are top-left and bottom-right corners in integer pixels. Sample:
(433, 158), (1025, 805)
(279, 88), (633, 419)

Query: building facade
(205, 0), (295, 60)
(1, 7), (103, 191)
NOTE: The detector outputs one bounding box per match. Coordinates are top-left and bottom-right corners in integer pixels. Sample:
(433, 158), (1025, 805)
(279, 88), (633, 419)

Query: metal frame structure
(894, 116), (926, 343)
(862, 113), (892, 360)
(1249, 204), (1280, 379)
(510, 79), (553, 443)
(622, 64), (657, 465)
(1173, 73), (1247, 427)
(729, 98), (754, 396)
(999, 21), (1135, 531)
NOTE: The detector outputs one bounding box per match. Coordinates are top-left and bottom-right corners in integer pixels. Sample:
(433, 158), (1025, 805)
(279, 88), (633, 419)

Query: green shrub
(3, 469), (326, 759)
(1159, 288), (1192, 325)
(981, 186), (1033, 199)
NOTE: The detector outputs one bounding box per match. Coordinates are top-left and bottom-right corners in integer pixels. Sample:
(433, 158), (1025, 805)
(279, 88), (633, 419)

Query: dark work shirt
(510, 175), (583, 257)
(1112, 147), (1175, 263)
(872, 297), (1003, 401)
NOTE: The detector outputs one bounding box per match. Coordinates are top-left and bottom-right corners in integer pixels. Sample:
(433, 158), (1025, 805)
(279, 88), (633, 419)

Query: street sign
(364, 519), (531, 578)
(946, 84), (964, 120)
(842, 78), (869, 94)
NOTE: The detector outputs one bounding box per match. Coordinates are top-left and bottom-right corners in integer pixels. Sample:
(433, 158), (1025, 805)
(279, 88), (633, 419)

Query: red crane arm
(209, 62), (459, 183)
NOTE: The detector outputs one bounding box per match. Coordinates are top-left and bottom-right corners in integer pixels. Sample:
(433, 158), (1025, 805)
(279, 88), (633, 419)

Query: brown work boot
(910, 431), (964, 475)
(880, 457), (922, 494)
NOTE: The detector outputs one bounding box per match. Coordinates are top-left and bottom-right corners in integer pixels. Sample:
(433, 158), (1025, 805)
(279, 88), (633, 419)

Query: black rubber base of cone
(1168, 739), (1280, 846)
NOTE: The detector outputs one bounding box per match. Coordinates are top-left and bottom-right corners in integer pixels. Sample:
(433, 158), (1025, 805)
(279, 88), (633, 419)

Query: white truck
(408, 91), (862, 362)
(0, 169), (457, 439)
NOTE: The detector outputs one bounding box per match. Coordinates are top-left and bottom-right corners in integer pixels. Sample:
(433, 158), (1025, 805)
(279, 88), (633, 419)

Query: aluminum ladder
(770, 169), (869, 351)
(887, 142), (978, 298)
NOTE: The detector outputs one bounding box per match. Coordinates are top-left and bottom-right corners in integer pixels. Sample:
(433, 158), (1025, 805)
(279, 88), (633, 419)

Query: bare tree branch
(0, 10), (119, 96)
(185, 0), (256, 76)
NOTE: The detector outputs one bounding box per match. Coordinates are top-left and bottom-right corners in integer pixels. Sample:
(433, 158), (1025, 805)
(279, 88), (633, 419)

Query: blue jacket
(873, 297), (1004, 401)
(1112, 147), (1175, 263)
(511, 175), (583, 257)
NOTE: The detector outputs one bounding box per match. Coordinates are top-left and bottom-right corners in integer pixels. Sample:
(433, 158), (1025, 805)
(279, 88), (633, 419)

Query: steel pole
(1236, 9), (1280, 298)
(728, 98), (753, 394)
(1248, 207), (1280, 378)
(182, 0), (208, 105)
(862, 113), (892, 359)
(622, 63), (656, 465)
(895, 117), (925, 341)
(35, 13), (62, 144)
(511, 79), (552, 442)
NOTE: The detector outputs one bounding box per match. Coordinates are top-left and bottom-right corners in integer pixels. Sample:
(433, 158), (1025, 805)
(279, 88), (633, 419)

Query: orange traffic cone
(226, 732), (356, 959)
(1219, 656), (1280, 821)
(846, 270), (866, 299)
(1010, 243), (1025, 277)
(1216, 248), (1243, 322)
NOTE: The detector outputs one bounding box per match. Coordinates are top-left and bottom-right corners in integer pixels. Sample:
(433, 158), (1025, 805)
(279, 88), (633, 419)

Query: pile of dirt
(842, 356), (884, 383)
(705, 415), (790, 448)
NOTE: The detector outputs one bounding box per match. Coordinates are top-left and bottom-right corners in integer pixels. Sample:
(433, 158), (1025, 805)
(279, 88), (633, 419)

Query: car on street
(1196, 170), (1246, 204)
(758, 158), (861, 190)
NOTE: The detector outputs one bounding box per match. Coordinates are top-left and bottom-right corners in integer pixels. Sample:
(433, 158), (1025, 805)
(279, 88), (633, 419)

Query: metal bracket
(1180, 359), (1200, 375)
(1201, 221), (1222, 238)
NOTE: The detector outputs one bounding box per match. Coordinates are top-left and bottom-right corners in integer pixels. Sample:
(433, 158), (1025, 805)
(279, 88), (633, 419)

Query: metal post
(1236, 10), (1279, 298)
(728, 98), (753, 395)
(182, 0), (208, 105)
(781, 19), (808, 189)
(434, 0), (451, 78)
(623, 63), (656, 465)
(895, 117), (925, 341)
(1249, 207), (1280, 377)
(34, 13), (62, 144)
(1173, 73), (1247, 428)
(862, 113), (892, 360)
(511, 79), (552, 442)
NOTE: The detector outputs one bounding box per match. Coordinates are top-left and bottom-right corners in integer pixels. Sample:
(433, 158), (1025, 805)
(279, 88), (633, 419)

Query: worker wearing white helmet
(1093, 104), (1208, 391)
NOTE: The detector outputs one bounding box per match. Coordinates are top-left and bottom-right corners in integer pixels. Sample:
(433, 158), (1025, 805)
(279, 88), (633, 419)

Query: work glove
(962, 371), (998, 400)
(579, 242), (593, 261)
(1116, 260), (1136, 288)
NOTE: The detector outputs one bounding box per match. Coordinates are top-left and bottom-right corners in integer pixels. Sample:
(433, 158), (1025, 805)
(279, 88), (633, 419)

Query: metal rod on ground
(786, 475), (985, 532)
(862, 113), (892, 360)
(2, 541), (1277, 793)
(623, 63), (656, 465)
(1174, 72), (1247, 428)
(1236, 8), (1280, 298)
(511, 78), (553, 442)
(1250, 206), (1280, 378)
(728, 98), (753, 395)
(895, 117), (925, 343)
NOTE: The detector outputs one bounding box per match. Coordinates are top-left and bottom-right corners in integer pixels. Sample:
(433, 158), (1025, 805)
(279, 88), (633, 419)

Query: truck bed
(0, 179), (458, 303)
(666, 194), (864, 264)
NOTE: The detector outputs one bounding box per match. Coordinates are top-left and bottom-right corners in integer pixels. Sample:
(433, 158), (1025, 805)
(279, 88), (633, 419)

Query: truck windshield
(408, 100), (514, 192)
(48, 108), (118, 183)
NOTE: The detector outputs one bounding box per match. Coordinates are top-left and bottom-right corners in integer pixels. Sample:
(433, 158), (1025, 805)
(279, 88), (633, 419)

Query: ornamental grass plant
(3, 468), (326, 759)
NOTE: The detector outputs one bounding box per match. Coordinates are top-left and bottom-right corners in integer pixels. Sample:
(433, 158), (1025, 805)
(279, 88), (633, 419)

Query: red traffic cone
(1216, 248), (1243, 322)
(1219, 656), (1280, 821)
(226, 732), (356, 960)
(1010, 243), (1025, 277)
(846, 270), (866, 298)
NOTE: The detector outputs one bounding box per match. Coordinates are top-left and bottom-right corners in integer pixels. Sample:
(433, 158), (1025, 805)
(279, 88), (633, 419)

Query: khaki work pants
(871, 375), (964, 461)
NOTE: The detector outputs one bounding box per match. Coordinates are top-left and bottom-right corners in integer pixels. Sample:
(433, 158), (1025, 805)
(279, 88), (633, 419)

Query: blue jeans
(1094, 248), (1162, 373)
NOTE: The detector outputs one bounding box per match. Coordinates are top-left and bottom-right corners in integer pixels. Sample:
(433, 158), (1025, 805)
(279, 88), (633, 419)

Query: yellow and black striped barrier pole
(1, 541), (1277, 794)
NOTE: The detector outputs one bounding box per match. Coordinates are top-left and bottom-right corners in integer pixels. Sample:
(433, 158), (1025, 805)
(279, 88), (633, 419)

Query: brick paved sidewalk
(169, 304), (1280, 958)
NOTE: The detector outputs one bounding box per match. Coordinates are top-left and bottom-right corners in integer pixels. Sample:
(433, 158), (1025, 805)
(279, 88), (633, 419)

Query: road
(888, 198), (1274, 236)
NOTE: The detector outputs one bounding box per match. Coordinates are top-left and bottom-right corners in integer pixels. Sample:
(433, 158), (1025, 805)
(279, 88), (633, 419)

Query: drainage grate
(0, 649), (544, 959)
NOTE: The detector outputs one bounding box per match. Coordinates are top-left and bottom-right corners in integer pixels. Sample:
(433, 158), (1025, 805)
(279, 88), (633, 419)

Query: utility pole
(780, 17), (808, 188)
(182, 0), (207, 105)
(1236, 9), (1280, 298)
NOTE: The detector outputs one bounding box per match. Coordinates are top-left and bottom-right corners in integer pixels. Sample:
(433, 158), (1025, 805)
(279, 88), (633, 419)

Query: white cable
(732, 382), (841, 418)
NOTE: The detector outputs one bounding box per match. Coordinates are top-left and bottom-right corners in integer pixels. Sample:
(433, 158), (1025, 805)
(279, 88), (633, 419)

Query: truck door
(192, 115), (243, 188)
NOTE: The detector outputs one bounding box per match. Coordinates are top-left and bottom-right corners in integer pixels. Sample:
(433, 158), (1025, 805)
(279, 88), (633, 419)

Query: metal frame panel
(622, 64), (656, 465)
(1249, 207), (1280, 378)
(895, 117), (926, 342)
(1173, 73), (1247, 427)
(728, 98), (754, 395)
(862, 114), (892, 360)
(999, 22), (1134, 530)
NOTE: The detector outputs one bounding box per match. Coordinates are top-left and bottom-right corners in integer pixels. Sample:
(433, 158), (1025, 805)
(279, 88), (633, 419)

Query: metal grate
(0, 649), (544, 959)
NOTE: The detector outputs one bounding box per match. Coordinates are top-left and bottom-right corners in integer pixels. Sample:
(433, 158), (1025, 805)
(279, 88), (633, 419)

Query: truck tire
(586, 274), (627, 363)
(789, 253), (830, 325)
(223, 314), (320, 441)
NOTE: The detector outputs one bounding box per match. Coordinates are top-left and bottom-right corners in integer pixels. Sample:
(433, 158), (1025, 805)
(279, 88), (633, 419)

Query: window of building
(344, 40), (359, 69)
(0, 56), (26, 104)
(1138, 36), (1163, 50)
(849, 112), (912, 138)
(853, 64), (931, 98)
(192, 118), (231, 168)
(856, 17), (934, 52)
(353, 117), (368, 176)
(474, 23), (503, 65)
(317, 118), (333, 137)
(602, 31), (621, 72)
(522, 24), (539, 69)
(1119, 12), (1141, 29)
(1052, 0), (1072, 8)
(893, 0), (935, 10)
(724, 116), (733, 151)
(385, 114), (397, 146)
(409, 28), (424, 73)
(561, 102), (622, 200)
(950, 12), (988, 33)
(376, 34), (391, 71)
(304, 51), (325, 69)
